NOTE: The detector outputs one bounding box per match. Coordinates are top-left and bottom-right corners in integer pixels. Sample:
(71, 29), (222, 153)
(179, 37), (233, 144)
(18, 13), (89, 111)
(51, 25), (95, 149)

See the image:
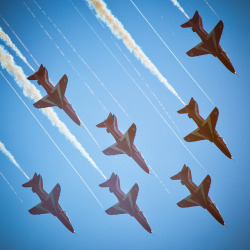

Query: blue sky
(0, 0), (249, 249)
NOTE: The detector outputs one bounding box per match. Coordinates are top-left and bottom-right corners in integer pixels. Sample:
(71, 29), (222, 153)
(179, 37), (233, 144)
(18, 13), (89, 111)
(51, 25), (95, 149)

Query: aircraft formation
(2, 10), (235, 234)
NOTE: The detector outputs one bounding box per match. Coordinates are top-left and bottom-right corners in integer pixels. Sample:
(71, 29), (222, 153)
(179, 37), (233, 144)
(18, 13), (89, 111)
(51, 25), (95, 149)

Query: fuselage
(104, 120), (149, 173)
(32, 177), (74, 233)
(108, 177), (152, 233)
(186, 106), (232, 159)
(180, 175), (224, 225)
(190, 20), (235, 73)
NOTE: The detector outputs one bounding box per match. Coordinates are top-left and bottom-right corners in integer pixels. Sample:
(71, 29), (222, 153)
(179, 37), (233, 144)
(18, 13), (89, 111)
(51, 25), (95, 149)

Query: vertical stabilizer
(177, 97), (199, 114)
(181, 11), (203, 29)
(170, 165), (192, 182)
(99, 173), (119, 189)
(27, 64), (44, 80)
(22, 173), (38, 187)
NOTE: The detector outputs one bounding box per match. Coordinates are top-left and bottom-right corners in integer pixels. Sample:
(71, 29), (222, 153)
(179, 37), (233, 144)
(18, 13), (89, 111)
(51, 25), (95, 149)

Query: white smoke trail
(0, 26), (34, 72)
(0, 171), (23, 203)
(79, 118), (101, 149)
(129, 0), (215, 106)
(203, 0), (219, 18)
(169, 0), (190, 19)
(87, 0), (185, 105)
(72, 0), (180, 133)
(0, 16), (40, 67)
(0, 141), (29, 179)
(0, 45), (107, 180)
(147, 163), (170, 193)
(0, 18), (107, 146)
(0, 70), (104, 208)
(32, 0), (129, 118)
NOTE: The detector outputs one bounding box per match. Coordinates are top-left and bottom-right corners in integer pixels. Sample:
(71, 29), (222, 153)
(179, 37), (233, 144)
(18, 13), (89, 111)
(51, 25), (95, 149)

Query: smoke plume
(0, 45), (106, 179)
(87, 0), (185, 105)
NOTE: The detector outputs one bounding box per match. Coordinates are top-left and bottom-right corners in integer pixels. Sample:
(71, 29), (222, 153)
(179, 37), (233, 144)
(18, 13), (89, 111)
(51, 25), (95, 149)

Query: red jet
(100, 173), (152, 233)
(96, 113), (150, 174)
(171, 165), (225, 226)
(22, 173), (75, 233)
(27, 65), (81, 126)
(181, 11), (236, 74)
(178, 97), (232, 159)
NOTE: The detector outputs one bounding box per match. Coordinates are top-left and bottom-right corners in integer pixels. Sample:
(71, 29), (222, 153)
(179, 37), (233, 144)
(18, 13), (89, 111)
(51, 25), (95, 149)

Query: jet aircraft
(171, 165), (225, 225)
(181, 11), (236, 74)
(27, 64), (81, 126)
(96, 113), (150, 173)
(99, 173), (152, 233)
(178, 97), (232, 159)
(22, 173), (75, 233)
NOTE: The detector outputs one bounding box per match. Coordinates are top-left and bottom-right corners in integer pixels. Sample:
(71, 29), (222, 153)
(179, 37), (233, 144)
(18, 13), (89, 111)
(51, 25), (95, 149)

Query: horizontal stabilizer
(170, 164), (191, 181)
(181, 11), (202, 28)
(27, 64), (43, 80)
(96, 112), (113, 128)
(99, 173), (117, 188)
(22, 173), (38, 187)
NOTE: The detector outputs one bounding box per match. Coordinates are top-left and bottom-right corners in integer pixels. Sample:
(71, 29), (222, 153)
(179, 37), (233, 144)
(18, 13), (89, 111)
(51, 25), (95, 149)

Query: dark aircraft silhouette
(22, 173), (74, 233)
(181, 11), (236, 74)
(27, 64), (81, 125)
(100, 173), (152, 233)
(96, 113), (150, 174)
(171, 165), (225, 226)
(178, 97), (232, 159)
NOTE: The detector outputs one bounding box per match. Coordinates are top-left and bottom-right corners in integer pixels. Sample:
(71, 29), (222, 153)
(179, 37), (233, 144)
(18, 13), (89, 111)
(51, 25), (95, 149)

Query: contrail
(0, 26), (34, 72)
(87, 0), (185, 105)
(72, 0), (180, 133)
(0, 171), (23, 203)
(0, 141), (29, 179)
(0, 71), (104, 208)
(31, 0), (129, 118)
(0, 45), (107, 180)
(79, 118), (101, 149)
(0, 17), (107, 145)
(203, 0), (219, 18)
(23, 2), (109, 115)
(169, 0), (190, 19)
(129, 0), (215, 106)
(147, 162), (170, 193)
(0, 16), (40, 68)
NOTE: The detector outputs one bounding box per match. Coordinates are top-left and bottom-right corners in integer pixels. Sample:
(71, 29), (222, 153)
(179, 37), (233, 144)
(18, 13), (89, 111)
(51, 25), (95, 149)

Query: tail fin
(27, 64), (44, 80)
(96, 113), (118, 130)
(170, 164), (192, 181)
(177, 97), (197, 114)
(22, 173), (38, 187)
(99, 173), (118, 188)
(181, 11), (202, 28)
(22, 173), (43, 189)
